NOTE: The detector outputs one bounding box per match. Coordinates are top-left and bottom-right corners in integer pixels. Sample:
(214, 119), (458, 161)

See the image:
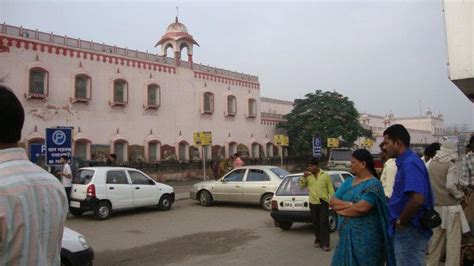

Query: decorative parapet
(1, 23), (258, 82)
(260, 97), (294, 106)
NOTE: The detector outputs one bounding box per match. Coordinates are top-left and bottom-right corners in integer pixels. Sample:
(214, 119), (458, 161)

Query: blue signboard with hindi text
(46, 127), (72, 166)
(313, 137), (322, 158)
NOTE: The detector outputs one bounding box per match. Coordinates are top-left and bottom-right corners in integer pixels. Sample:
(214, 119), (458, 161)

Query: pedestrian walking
(382, 124), (435, 266)
(379, 142), (397, 200)
(0, 85), (68, 265)
(299, 157), (334, 251)
(57, 155), (73, 203)
(426, 141), (470, 266)
(330, 149), (395, 266)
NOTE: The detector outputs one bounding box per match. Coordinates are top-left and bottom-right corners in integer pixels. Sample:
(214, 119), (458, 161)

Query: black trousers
(309, 201), (330, 247)
(64, 187), (71, 203)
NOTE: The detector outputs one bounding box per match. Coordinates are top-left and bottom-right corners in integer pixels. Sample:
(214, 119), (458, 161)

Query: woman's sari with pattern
(331, 177), (395, 266)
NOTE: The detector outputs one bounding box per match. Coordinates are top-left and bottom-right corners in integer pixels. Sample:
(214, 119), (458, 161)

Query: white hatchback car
(270, 170), (353, 231)
(69, 167), (174, 220)
(61, 227), (94, 265)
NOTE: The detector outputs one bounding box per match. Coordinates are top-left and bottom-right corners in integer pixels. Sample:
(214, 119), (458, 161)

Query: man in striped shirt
(0, 85), (68, 265)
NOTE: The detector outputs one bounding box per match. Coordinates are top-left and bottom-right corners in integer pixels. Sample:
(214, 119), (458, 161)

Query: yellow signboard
(364, 138), (374, 148)
(193, 131), (212, 146)
(327, 138), (340, 148)
(274, 135), (289, 146)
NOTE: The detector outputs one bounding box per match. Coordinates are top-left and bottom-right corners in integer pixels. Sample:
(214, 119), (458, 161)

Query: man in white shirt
(58, 155), (72, 203)
(379, 142), (397, 199)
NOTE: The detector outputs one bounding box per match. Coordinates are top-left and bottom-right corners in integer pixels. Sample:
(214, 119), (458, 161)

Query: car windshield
(330, 149), (352, 161)
(270, 167), (290, 179)
(73, 169), (94, 185)
(330, 174), (344, 189)
(276, 175), (308, 196)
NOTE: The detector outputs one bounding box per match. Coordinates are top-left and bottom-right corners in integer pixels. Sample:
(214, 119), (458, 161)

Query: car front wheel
(199, 190), (212, 206)
(158, 194), (172, 211)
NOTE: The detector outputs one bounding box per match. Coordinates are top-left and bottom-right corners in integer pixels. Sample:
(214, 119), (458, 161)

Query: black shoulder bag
(420, 208), (441, 229)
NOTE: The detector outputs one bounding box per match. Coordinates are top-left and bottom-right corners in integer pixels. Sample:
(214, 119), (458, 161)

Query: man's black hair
(0, 86), (24, 143)
(307, 157), (320, 166)
(60, 155), (69, 161)
(383, 124), (410, 147)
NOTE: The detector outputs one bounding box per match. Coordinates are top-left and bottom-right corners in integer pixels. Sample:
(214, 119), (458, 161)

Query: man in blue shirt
(383, 124), (434, 266)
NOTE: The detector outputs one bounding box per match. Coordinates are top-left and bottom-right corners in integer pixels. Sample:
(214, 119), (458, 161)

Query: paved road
(65, 198), (337, 265)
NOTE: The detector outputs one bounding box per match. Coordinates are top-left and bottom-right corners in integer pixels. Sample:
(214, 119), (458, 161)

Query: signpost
(312, 137), (321, 158)
(45, 127), (72, 166)
(193, 131), (212, 180)
(274, 135), (289, 167)
(29, 143), (45, 164)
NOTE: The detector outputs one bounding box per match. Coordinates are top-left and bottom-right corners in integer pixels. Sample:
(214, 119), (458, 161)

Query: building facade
(358, 110), (445, 153)
(0, 20), (293, 163)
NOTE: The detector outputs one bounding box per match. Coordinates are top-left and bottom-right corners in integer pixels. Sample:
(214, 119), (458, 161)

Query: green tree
(279, 90), (369, 156)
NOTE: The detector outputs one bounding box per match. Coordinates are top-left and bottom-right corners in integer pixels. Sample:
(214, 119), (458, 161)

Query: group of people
(302, 123), (473, 265)
(212, 152), (245, 179)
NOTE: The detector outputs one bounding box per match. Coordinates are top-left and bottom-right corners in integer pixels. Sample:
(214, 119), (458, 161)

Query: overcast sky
(2, 0), (473, 128)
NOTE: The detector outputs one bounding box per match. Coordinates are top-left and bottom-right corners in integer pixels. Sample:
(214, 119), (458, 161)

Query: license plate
(283, 200), (305, 208)
(70, 201), (80, 208)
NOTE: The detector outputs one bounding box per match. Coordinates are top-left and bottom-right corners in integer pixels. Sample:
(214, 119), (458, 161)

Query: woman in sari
(330, 149), (395, 266)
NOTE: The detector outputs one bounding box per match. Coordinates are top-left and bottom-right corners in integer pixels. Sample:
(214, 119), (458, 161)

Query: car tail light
(271, 200), (278, 211)
(87, 184), (95, 197)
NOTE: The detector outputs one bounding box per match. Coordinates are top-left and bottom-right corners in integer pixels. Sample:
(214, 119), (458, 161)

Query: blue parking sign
(313, 137), (321, 157)
(29, 143), (45, 164)
(46, 127), (72, 166)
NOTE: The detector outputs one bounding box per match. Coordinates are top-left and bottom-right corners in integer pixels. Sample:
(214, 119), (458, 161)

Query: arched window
(148, 142), (160, 162)
(266, 143), (273, 158)
(228, 142), (237, 157)
(74, 74), (91, 102)
(113, 79), (128, 105)
(251, 143), (259, 158)
(28, 67), (48, 98)
(114, 140), (128, 162)
(248, 98), (257, 118)
(178, 141), (189, 162)
(227, 95), (237, 116)
(74, 141), (88, 160)
(203, 92), (214, 114)
(146, 84), (160, 108)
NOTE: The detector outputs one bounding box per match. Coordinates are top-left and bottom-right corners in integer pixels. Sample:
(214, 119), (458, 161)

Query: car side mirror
(148, 179), (155, 185)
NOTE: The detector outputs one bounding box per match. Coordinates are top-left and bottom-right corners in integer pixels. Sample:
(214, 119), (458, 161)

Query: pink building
(0, 19), (292, 163)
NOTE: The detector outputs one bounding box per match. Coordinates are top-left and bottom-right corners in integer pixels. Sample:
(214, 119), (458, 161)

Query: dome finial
(176, 6), (179, 23)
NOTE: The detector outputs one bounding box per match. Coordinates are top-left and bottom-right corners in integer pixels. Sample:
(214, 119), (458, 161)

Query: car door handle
(235, 185), (241, 188)
(261, 186), (267, 188)
(135, 187), (140, 190)
(109, 187), (115, 190)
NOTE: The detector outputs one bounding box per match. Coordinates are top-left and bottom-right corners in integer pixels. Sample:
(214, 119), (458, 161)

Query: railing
(193, 63), (259, 82)
(75, 157), (307, 174)
(261, 112), (286, 120)
(1, 23), (259, 82)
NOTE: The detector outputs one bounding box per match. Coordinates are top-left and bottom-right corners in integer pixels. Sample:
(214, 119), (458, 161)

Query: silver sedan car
(190, 166), (289, 211)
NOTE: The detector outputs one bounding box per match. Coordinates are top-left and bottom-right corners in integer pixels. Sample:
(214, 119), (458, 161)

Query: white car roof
(233, 165), (285, 170)
(78, 166), (142, 171)
(285, 170), (352, 177)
